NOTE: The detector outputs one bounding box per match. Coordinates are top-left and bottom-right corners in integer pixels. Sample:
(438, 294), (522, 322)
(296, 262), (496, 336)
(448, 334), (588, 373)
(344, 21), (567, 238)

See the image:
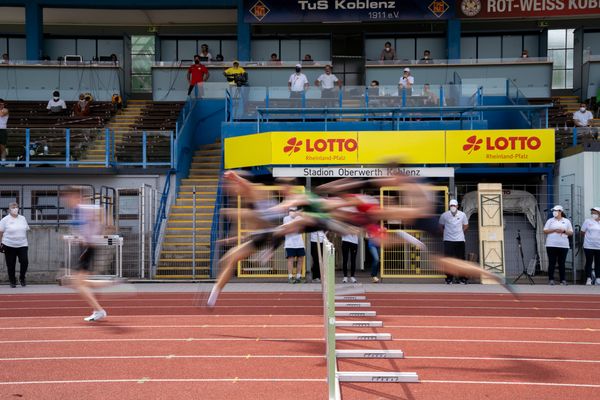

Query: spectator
(110, 54), (118, 65)
(47, 91), (67, 114)
(1, 53), (9, 64)
(72, 93), (90, 117)
(288, 64), (309, 105)
(581, 207), (600, 285)
(302, 54), (314, 64)
(315, 65), (341, 105)
(419, 50), (433, 64)
(521, 50), (529, 58)
(367, 234), (381, 283)
(398, 67), (414, 95)
(341, 233), (358, 283)
(368, 80), (380, 96)
(223, 60), (247, 87)
(186, 55), (210, 96)
(284, 207), (305, 284)
(543, 205), (573, 285)
(439, 199), (469, 284)
(215, 54), (224, 62)
(0, 98), (8, 164)
(111, 93), (123, 113)
(379, 41), (396, 61)
(573, 103), (594, 128)
(0, 202), (30, 288)
(310, 230), (326, 282)
(199, 44), (212, 62)
(422, 83), (439, 106)
(270, 53), (281, 64)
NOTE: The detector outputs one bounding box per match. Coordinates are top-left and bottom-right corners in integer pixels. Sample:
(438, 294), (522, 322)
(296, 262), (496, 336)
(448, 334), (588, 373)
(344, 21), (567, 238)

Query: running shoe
(560, 280), (568, 286)
(84, 309), (107, 322)
(350, 277), (357, 283)
(342, 277), (348, 283)
(371, 277), (380, 283)
(586, 278), (592, 286)
(596, 278), (600, 285)
(288, 277), (295, 284)
(294, 277), (304, 284)
(207, 286), (221, 308)
(312, 278), (321, 283)
(549, 280), (555, 286)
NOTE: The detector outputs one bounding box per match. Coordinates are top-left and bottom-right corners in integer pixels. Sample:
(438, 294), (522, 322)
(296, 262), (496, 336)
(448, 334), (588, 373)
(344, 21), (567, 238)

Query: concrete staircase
(155, 141), (221, 279)
(79, 100), (149, 165)
(555, 95), (580, 115)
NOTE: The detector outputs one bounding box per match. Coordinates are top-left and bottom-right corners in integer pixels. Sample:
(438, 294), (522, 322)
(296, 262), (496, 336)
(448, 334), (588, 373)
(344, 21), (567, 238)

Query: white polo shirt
(0, 214), (30, 247)
(289, 73), (309, 92)
(573, 110), (594, 127)
(544, 217), (573, 248)
(316, 73), (339, 89)
(47, 99), (67, 112)
(342, 234), (359, 244)
(310, 231), (326, 243)
(581, 218), (600, 250)
(283, 215), (304, 249)
(398, 75), (414, 88)
(439, 210), (468, 242)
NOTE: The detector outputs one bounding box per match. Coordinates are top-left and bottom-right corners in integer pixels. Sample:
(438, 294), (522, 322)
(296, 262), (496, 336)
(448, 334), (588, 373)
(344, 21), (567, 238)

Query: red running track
(1, 291), (600, 399)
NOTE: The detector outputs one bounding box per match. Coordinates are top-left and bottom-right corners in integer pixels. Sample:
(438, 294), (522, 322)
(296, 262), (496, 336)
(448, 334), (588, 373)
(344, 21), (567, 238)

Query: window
(131, 35), (155, 93)
(548, 29), (574, 89)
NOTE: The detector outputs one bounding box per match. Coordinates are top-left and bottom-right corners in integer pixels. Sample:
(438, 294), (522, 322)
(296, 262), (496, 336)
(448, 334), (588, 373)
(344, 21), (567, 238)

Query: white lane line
(0, 337), (598, 346)
(0, 355), (324, 361)
(0, 378), (326, 385)
(0, 338), (325, 344)
(421, 380), (600, 388)
(407, 356), (600, 364)
(0, 324), (596, 332)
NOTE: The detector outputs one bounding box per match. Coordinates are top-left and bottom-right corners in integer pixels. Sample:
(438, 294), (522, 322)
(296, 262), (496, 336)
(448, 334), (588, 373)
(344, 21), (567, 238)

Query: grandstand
(1, 1), (600, 399)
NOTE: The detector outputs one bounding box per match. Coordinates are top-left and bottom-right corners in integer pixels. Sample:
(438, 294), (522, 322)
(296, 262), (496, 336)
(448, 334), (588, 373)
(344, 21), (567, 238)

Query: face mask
(9, 208), (18, 216)
(385, 48), (391, 52)
(450, 206), (457, 213)
(53, 97), (59, 101)
(580, 107), (586, 113)
(295, 67), (301, 73)
(552, 211), (559, 218)
(522, 54), (528, 58)
(424, 56), (429, 59)
(592, 214), (599, 220)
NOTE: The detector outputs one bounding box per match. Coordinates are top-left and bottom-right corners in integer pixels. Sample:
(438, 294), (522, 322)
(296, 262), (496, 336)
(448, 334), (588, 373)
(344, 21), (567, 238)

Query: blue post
(25, 129), (30, 167)
(25, 2), (43, 61)
(447, 19), (461, 60)
(439, 86), (445, 120)
(142, 131), (147, 168)
(401, 88), (406, 107)
(170, 131), (175, 168)
(237, 0), (251, 61)
(505, 79), (510, 98)
(545, 108), (549, 128)
(105, 128), (110, 167)
(65, 129), (70, 167)
(573, 127), (577, 146)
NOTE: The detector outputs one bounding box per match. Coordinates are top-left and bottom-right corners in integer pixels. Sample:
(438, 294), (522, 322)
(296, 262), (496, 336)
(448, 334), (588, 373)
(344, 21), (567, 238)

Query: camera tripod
(513, 229), (535, 284)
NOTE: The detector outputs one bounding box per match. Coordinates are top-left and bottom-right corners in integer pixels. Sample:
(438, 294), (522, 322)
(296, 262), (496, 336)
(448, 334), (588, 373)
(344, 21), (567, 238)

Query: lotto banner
(244, 0), (456, 23)
(445, 129), (555, 163)
(456, 0), (600, 19)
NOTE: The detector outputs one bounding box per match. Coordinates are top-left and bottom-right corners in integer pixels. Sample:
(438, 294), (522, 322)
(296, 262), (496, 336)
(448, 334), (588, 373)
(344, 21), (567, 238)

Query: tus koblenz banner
(244, 0), (456, 23)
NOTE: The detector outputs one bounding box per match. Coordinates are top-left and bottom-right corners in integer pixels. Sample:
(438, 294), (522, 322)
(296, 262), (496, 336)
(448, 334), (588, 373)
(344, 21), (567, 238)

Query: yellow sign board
(445, 129), (555, 164)
(224, 129), (555, 168)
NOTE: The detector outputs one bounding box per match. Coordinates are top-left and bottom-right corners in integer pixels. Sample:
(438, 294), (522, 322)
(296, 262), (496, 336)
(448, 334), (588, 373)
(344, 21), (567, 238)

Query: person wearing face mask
(398, 67), (414, 96)
(573, 103), (594, 131)
(288, 64), (309, 107)
(419, 50), (433, 64)
(439, 199), (469, 284)
(379, 41), (396, 61)
(581, 207), (600, 285)
(543, 205), (573, 285)
(521, 50), (529, 58)
(72, 93), (90, 117)
(186, 55), (210, 96)
(0, 203), (30, 288)
(47, 91), (67, 114)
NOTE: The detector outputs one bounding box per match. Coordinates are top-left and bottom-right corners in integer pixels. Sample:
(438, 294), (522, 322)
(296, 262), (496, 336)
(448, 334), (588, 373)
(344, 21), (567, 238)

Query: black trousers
(310, 241), (323, 280)
(4, 245), (28, 284)
(584, 248), (600, 279)
(443, 241), (465, 282)
(342, 241), (358, 277)
(546, 246), (569, 282)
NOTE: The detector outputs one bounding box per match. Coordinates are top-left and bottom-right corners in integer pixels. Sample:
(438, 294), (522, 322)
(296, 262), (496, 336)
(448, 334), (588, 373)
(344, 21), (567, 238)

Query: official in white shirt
(582, 207), (600, 285)
(310, 230), (326, 282)
(543, 205), (573, 285)
(398, 67), (414, 96)
(283, 208), (305, 284)
(439, 199), (469, 284)
(288, 64), (309, 106)
(47, 90), (67, 114)
(315, 65), (341, 106)
(341, 233), (359, 283)
(573, 103), (594, 127)
(0, 202), (30, 287)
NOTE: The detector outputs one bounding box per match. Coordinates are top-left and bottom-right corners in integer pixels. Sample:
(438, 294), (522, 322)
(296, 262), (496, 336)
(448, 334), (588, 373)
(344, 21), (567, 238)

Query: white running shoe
(586, 278), (592, 286)
(350, 277), (357, 283)
(596, 278), (600, 285)
(371, 276), (380, 283)
(342, 277), (348, 283)
(207, 286), (221, 308)
(84, 309), (107, 322)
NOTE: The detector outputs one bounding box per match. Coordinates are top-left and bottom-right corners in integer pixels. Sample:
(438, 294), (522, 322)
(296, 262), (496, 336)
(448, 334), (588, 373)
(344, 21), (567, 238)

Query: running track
(1, 290), (600, 399)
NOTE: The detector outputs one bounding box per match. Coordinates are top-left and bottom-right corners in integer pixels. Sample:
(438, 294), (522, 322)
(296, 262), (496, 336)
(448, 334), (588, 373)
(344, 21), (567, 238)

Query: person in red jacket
(187, 55), (210, 97)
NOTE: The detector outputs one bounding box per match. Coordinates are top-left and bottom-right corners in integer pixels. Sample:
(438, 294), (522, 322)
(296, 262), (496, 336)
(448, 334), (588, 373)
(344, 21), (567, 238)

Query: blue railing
(152, 168), (175, 268)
